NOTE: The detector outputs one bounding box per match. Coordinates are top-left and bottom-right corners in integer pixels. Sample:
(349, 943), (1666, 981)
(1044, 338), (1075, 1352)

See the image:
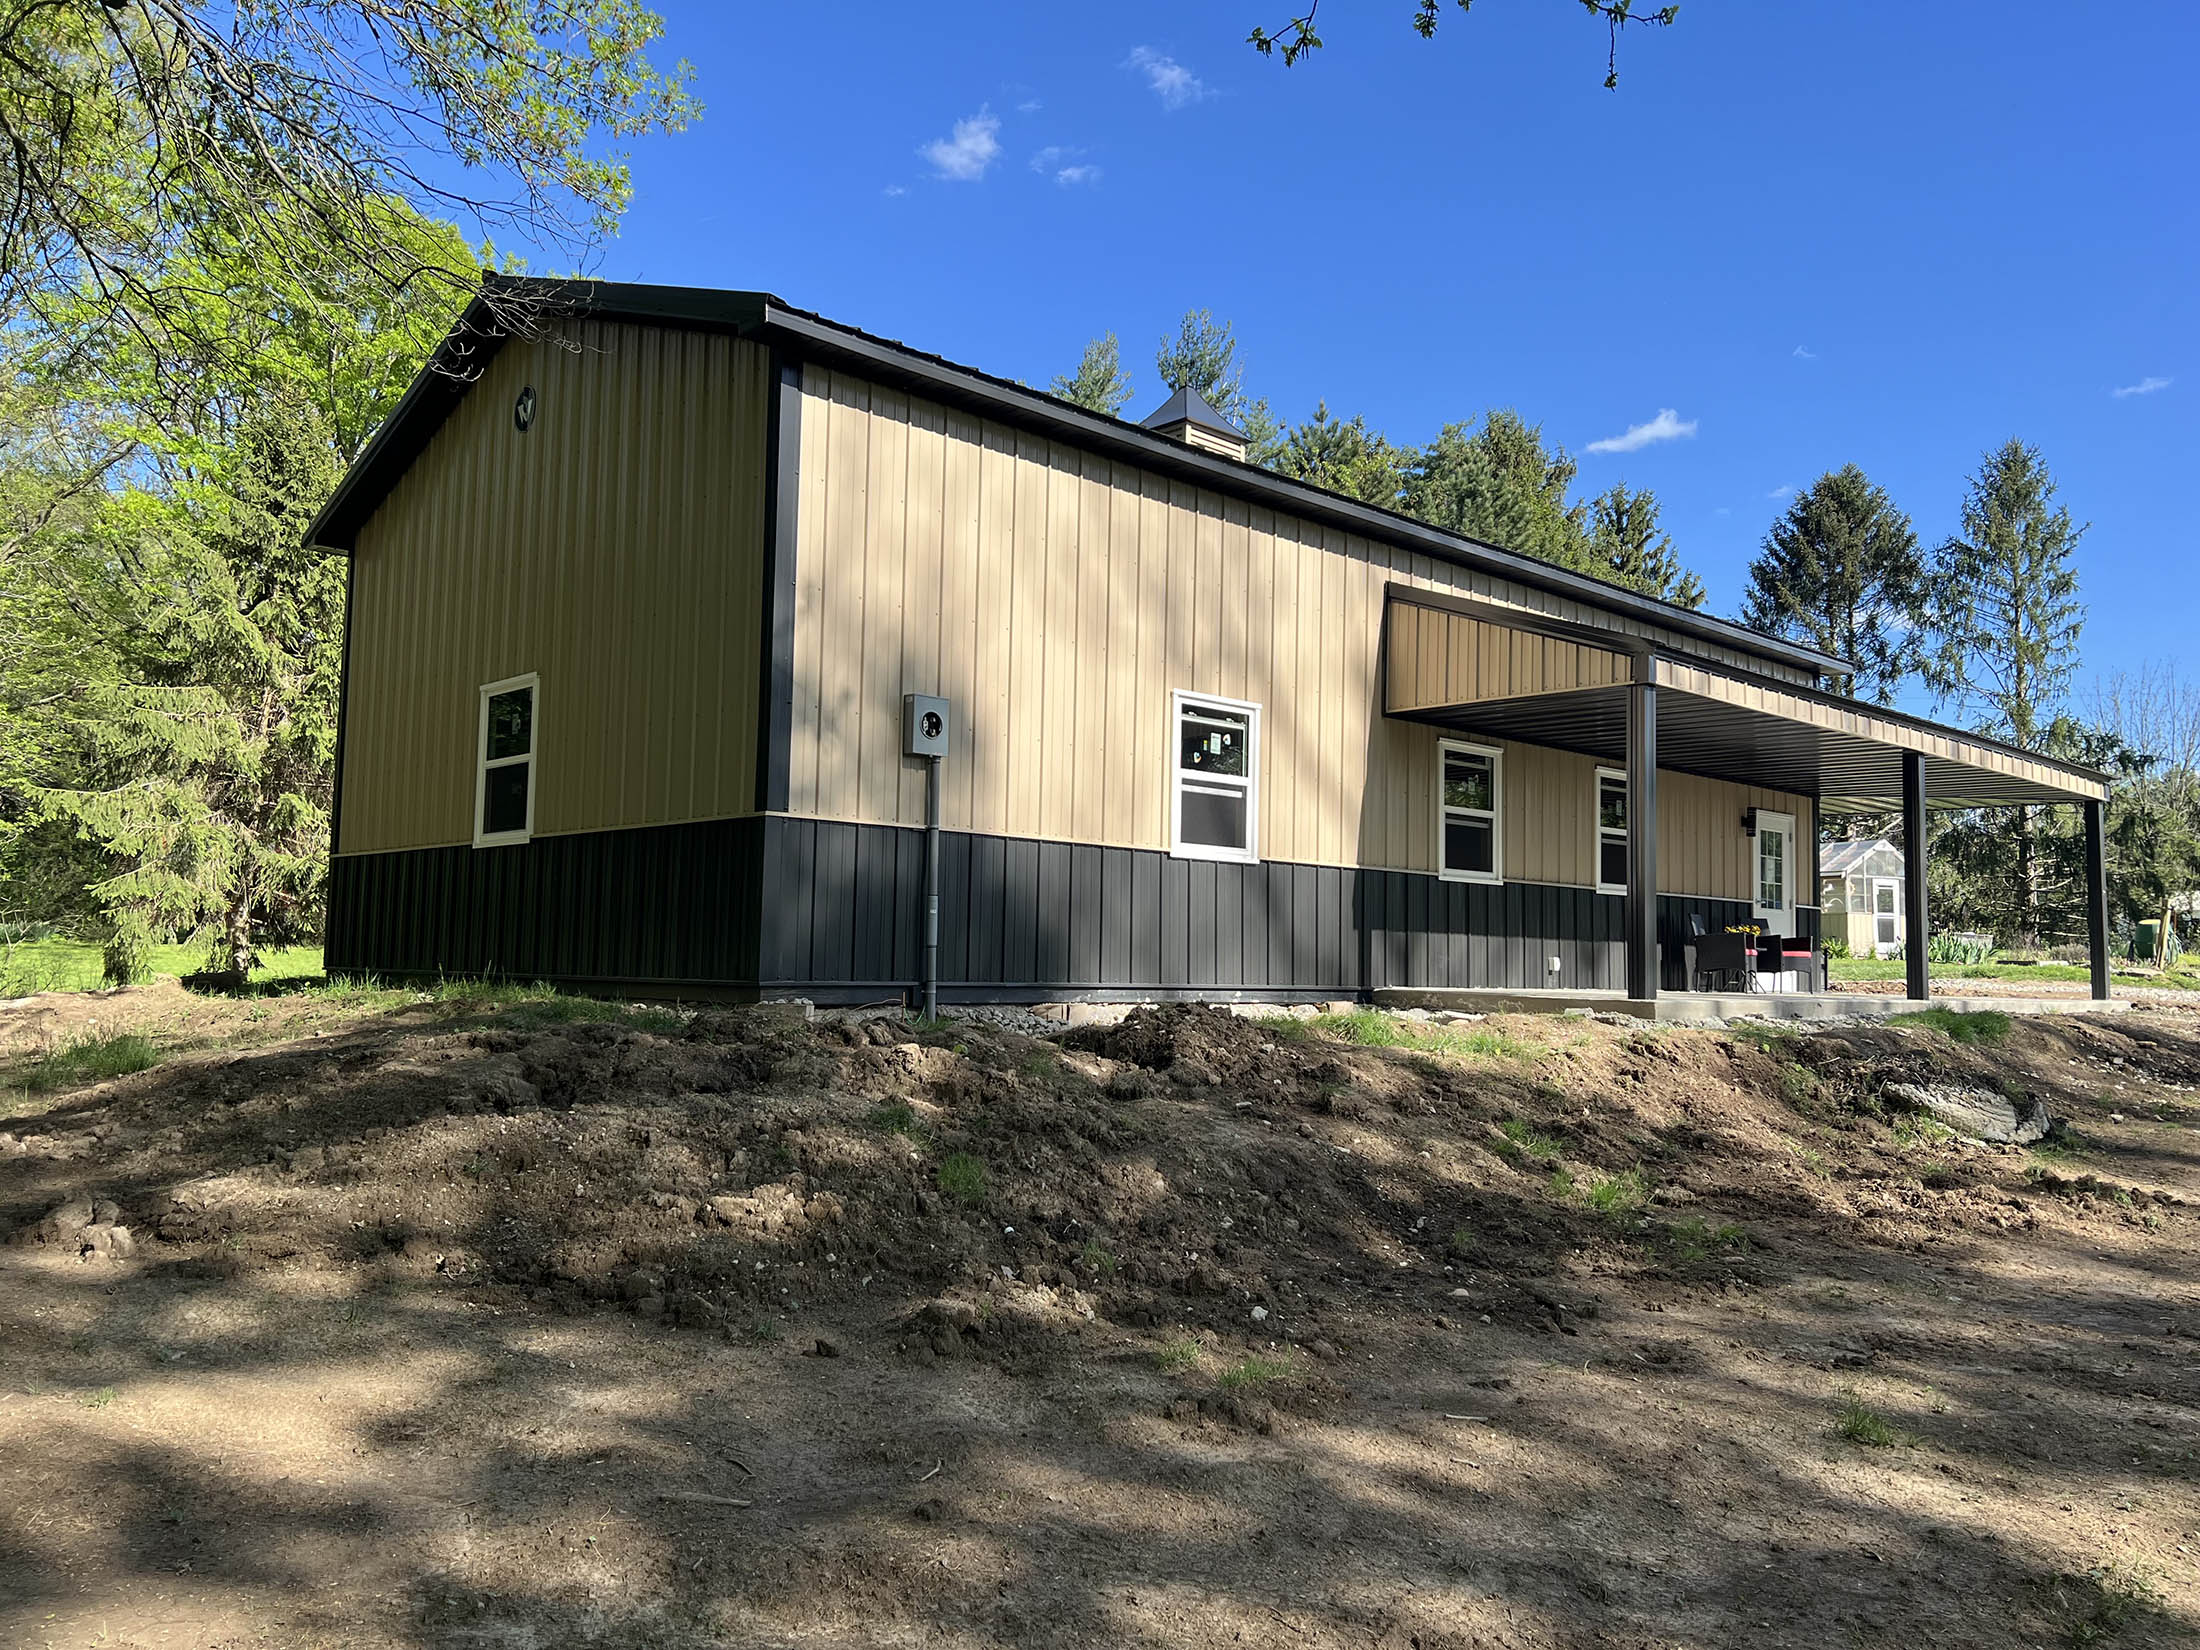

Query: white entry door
(1753, 811), (1796, 929)
(1873, 879), (1900, 954)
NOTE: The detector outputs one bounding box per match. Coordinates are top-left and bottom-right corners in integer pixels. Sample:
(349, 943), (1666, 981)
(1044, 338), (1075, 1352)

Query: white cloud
(882, 184), (906, 197)
(1030, 146), (1100, 186)
(1017, 98), (1043, 113)
(1126, 46), (1209, 109)
(1768, 485), (1794, 499)
(1792, 344), (1817, 360)
(2113, 375), (2172, 398)
(921, 111), (1001, 181)
(1713, 507), (1733, 517)
(1583, 408), (1698, 455)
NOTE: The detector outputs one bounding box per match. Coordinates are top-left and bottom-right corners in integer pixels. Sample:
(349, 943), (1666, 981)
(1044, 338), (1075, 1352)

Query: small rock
(812, 1337), (840, 1359)
(91, 1199), (121, 1226)
(1250, 1305), (1269, 1323)
(1450, 1287), (1472, 1299)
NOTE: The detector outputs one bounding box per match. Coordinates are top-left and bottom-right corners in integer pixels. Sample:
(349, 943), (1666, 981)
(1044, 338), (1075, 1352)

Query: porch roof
(1383, 586), (2108, 812)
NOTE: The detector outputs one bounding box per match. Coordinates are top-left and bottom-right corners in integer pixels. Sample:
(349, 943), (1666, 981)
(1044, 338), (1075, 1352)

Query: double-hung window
(475, 673), (538, 847)
(1437, 740), (1501, 882)
(1171, 691), (1259, 863)
(1595, 767), (1629, 893)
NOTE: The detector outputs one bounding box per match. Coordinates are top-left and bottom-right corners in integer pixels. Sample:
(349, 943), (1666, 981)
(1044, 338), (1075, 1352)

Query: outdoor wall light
(1742, 807), (1759, 837)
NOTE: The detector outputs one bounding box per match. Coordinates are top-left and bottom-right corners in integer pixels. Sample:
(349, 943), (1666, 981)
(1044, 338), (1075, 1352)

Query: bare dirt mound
(3, 992), (2196, 1648)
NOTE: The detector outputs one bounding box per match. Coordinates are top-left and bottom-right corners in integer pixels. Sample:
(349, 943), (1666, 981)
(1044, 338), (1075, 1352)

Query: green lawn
(0, 938), (325, 997)
(1830, 956), (2200, 992)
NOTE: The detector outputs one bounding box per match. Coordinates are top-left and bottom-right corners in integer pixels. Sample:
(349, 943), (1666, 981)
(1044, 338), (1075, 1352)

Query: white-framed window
(474, 673), (538, 848)
(1170, 690), (1259, 863)
(1594, 766), (1630, 894)
(1753, 808), (1796, 924)
(1438, 740), (1502, 883)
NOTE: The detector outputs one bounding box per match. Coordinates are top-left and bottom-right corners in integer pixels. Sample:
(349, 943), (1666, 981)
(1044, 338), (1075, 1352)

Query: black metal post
(2085, 797), (2110, 1002)
(922, 755), (941, 1020)
(1626, 679), (1659, 1001)
(1902, 750), (1929, 1003)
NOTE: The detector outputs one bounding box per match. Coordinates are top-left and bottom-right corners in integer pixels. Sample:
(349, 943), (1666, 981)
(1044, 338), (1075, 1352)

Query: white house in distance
(1820, 837), (1907, 957)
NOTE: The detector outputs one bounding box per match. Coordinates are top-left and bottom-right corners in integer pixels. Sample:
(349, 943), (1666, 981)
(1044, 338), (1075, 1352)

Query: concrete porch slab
(1370, 986), (2132, 1026)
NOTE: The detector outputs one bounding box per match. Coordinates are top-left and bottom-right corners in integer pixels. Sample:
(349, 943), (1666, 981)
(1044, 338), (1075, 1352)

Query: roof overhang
(306, 276), (1845, 685)
(1384, 586), (2108, 810)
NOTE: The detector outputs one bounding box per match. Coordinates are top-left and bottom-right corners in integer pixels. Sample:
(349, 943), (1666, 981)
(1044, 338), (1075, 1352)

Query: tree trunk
(2014, 806), (2040, 950)
(219, 882), (255, 978)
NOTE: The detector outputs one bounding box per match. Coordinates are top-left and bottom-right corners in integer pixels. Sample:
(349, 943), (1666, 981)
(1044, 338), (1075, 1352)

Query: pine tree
(1924, 439), (2088, 947)
(1273, 401), (1407, 508)
(1153, 309), (1284, 464)
(1741, 465), (1924, 704)
(1585, 482), (1704, 609)
(43, 398), (345, 978)
(1400, 410), (1589, 569)
(1052, 333), (1135, 417)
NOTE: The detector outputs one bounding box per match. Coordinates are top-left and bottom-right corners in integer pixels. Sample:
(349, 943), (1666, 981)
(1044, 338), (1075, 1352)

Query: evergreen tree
(1153, 309), (1284, 464)
(1741, 465), (1924, 703)
(1273, 401), (1408, 508)
(43, 399), (345, 978)
(1924, 439), (2088, 946)
(1400, 410), (1589, 569)
(1052, 333), (1135, 417)
(1585, 481), (1704, 609)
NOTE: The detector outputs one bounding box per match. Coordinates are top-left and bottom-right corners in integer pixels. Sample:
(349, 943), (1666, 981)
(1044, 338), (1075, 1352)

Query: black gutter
(305, 275), (1849, 684)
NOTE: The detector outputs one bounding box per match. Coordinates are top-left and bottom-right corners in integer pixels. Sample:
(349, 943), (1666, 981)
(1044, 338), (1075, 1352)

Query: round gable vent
(514, 385), (537, 432)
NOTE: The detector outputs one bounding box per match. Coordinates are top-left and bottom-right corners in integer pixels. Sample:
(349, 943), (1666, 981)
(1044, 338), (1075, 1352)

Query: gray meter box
(903, 694), (950, 758)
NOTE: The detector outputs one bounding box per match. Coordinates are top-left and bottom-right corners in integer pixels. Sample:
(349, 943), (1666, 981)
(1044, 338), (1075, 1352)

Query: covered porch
(1383, 585), (2115, 1008)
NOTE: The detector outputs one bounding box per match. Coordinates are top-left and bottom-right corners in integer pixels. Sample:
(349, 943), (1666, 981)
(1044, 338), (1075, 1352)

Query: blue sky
(574, 1), (2194, 715)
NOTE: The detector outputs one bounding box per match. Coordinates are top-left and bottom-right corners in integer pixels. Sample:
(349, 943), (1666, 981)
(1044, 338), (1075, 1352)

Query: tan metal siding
(339, 322), (771, 854)
(1385, 603), (1635, 714)
(783, 363), (1809, 903)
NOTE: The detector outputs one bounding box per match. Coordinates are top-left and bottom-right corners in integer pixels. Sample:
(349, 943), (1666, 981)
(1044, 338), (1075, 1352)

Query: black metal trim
(755, 351), (802, 814)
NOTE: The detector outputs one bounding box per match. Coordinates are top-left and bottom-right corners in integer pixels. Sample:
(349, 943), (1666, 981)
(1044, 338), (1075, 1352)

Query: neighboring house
(309, 277), (2114, 1005)
(1820, 837), (1907, 957)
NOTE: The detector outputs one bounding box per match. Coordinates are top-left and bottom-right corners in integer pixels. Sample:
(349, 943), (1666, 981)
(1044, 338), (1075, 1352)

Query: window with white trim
(1171, 691), (1259, 862)
(1438, 740), (1501, 882)
(475, 673), (538, 847)
(1595, 767), (1629, 894)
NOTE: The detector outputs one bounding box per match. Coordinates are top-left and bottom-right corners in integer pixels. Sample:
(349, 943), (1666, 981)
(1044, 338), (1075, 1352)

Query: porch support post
(2085, 797), (2110, 1001)
(1626, 678), (1659, 1001)
(1902, 749), (1929, 1003)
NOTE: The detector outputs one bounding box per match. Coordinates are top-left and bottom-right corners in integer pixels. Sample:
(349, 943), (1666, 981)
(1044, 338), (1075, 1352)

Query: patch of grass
(1889, 1007), (2013, 1045)
(1835, 1393), (1897, 1447)
(1892, 1111), (1958, 1150)
(1309, 1009), (1534, 1061)
(2057, 1562), (2165, 1647)
(1078, 1239), (1118, 1277)
(1546, 1165), (1576, 1199)
(1152, 1337), (1202, 1374)
(1795, 1146), (1833, 1180)
(0, 936), (324, 996)
(2028, 1137), (2083, 1167)
(80, 1386), (117, 1409)
(1496, 1118), (1565, 1162)
(936, 1152), (988, 1206)
(866, 1100), (923, 1138)
(1777, 1062), (1821, 1105)
(15, 1032), (161, 1094)
(1668, 1217), (1747, 1262)
(1447, 1225), (1476, 1257)
(745, 1316), (785, 1343)
(419, 978), (684, 1033)
(1218, 1354), (1295, 1390)
(1577, 1168), (1650, 1217)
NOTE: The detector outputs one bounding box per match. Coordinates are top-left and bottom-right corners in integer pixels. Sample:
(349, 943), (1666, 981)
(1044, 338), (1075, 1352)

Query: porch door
(1753, 811), (1796, 930)
(1873, 878), (1899, 953)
